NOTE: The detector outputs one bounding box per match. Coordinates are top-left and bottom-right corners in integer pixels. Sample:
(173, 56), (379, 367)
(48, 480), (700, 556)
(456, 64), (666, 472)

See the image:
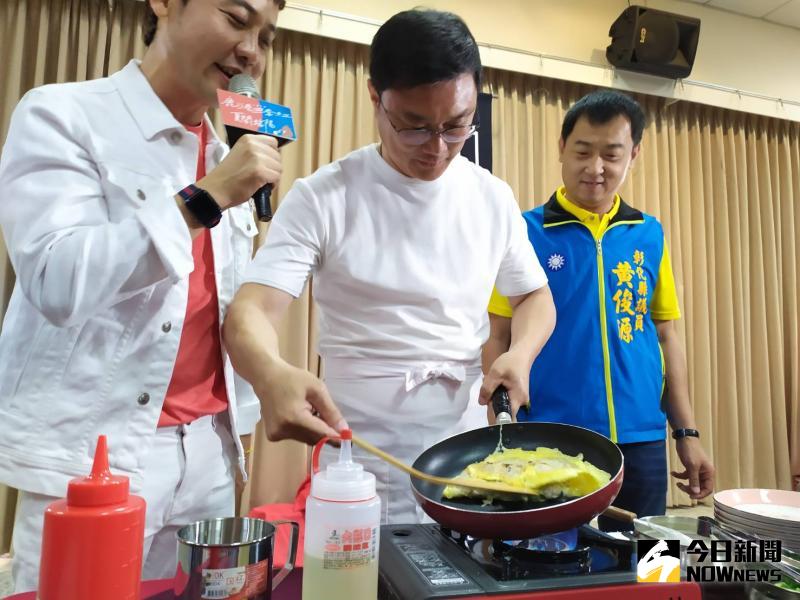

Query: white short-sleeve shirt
(244, 144), (547, 361)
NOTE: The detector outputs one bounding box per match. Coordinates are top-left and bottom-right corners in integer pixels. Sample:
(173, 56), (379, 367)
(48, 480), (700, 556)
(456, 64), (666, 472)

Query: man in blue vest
(483, 90), (714, 530)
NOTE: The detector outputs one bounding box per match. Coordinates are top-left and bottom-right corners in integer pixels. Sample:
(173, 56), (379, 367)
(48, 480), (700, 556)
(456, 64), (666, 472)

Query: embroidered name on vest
(612, 249), (648, 343)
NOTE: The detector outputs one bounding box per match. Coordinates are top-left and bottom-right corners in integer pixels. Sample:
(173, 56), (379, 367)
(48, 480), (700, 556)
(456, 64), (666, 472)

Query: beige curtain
(486, 69), (800, 505)
(1, 0), (798, 553)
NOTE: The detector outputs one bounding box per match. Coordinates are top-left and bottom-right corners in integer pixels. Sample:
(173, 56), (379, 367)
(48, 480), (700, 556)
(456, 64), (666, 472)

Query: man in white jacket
(223, 9), (557, 524)
(0, 0), (284, 591)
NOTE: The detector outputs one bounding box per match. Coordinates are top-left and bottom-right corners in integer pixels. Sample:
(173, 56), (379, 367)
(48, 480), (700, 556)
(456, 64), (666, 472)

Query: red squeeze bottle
(38, 435), (146, 600)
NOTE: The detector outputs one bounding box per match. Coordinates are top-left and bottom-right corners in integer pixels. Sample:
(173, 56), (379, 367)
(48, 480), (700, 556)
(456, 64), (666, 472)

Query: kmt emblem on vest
(546, 253), (566, 271)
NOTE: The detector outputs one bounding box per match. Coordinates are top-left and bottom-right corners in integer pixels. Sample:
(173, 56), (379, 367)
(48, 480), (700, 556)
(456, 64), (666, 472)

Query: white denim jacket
(0, 60), (260, 496)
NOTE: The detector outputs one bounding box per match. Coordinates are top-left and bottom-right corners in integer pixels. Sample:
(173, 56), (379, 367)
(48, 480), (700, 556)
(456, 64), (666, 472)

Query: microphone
(222, 74), (297, 222)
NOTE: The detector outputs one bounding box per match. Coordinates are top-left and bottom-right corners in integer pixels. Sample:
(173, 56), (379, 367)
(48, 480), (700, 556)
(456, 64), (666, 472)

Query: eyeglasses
(379, 97), (478, 146)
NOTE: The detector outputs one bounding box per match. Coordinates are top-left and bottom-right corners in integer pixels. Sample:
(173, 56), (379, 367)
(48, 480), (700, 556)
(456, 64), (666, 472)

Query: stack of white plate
(714, 489), (800, 554)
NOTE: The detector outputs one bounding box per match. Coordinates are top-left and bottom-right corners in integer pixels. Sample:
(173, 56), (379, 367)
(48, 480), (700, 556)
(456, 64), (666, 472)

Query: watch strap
(672, 428), (700, 440)
(179, 184), (222, 228)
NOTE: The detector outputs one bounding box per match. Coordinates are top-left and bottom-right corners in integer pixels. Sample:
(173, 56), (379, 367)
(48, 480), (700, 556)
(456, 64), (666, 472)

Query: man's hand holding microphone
(176, 74), (294, 233)
(198, 134), (282, 211)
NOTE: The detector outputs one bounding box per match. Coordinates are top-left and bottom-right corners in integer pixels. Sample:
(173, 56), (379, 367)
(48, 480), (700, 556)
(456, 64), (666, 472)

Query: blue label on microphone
(258, 100), (297, 140)
(218, 90), (297, 141)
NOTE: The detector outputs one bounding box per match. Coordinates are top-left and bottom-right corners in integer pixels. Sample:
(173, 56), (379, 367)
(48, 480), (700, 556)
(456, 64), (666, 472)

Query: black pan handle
(491, 385), (513, 425)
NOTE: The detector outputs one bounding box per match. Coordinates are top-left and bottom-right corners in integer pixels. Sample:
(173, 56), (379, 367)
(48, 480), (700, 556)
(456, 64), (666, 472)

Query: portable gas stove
(377, 523), (702, 599)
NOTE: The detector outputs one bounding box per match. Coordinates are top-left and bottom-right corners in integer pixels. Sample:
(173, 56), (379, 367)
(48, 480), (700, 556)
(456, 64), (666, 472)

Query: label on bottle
(201, 560), (269, 599)
(321, 526), (378, 569)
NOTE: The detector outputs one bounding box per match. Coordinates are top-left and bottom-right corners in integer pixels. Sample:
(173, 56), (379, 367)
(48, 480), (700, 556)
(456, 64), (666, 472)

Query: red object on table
(37, 435), (146, 600)
(5, 569), (304, 599)
(249, 476), (310, 568)
(5, 579), (173, 600)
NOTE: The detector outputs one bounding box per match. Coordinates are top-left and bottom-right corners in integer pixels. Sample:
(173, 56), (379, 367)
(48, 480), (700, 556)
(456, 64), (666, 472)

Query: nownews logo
(637, 540), (681, 582)
(637, 539), (783, 583)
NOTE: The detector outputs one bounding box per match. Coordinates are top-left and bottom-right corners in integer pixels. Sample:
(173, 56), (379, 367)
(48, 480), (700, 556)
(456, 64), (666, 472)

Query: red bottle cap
(66, 435), (130, 507)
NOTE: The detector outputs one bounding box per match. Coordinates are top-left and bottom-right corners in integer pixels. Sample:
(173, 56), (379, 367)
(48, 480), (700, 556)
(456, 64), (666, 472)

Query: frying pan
(410, 387), (625, 539)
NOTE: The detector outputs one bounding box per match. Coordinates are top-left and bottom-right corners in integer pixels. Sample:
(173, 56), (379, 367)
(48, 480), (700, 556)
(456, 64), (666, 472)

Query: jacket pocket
(99, 164), (175, 223)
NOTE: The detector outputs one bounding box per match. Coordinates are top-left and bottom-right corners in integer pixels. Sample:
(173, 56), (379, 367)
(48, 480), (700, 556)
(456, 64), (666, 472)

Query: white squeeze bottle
(303, 428), (381, 600)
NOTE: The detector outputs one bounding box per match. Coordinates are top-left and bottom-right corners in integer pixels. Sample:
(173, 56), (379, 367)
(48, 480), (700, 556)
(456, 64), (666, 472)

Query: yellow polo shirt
(489, 187), (681, 320)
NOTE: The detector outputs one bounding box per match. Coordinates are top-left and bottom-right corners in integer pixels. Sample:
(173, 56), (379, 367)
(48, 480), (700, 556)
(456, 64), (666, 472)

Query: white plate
(715, 489), (800, 531)
(715, 509), (800, 553)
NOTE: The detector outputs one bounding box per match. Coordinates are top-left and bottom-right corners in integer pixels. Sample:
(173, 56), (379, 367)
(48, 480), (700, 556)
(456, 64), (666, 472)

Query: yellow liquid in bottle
(301, 554), (378, 600)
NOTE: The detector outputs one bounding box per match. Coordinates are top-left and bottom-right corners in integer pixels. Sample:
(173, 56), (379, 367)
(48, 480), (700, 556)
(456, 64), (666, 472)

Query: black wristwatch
(672, 428), (700, 440)
(178, 184), (222, 228)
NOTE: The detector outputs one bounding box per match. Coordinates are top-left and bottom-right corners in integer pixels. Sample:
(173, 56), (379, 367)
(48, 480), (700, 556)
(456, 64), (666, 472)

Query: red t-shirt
(158, 121), (228, 426)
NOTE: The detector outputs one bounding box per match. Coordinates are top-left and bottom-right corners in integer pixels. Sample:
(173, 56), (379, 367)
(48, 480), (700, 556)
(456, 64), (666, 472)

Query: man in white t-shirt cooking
(223, 9), (556, 523)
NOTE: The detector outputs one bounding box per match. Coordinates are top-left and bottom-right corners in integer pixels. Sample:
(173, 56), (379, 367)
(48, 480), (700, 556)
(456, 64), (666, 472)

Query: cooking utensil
(352, 431), (634, 523)
(407, 386), (630, 539)
(351, 433), (535, 497)
(174, 517), (298, 600)
(492, 385), (513, 425)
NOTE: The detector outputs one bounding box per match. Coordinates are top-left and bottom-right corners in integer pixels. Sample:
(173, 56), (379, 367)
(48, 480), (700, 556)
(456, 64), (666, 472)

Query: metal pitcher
(175, 517), (299, 599)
